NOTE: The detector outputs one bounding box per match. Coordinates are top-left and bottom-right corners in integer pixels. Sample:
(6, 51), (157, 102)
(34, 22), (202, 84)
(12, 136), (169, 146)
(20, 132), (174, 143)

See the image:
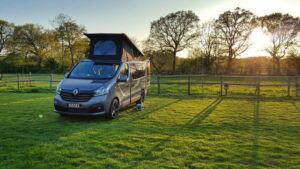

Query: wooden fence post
(17, 74), (20, 91)
(188, 75), (191, 95)
(29, 72), (32, 86)
(256, 76), (260, 96)
(157, 74), (160, 95)
(50, 74), (53, 91)
(220, 76), (223, 96)
(287, 77), (291, 97)
(296, 77), (299, 98)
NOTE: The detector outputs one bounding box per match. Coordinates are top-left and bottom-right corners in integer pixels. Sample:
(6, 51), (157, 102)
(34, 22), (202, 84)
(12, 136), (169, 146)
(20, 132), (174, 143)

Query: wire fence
(0, 73), (299, 98)
(0, 73), (63, 92)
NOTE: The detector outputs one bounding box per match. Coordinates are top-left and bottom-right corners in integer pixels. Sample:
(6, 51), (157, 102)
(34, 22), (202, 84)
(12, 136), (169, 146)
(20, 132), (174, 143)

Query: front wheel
(106, 99), (119, 119)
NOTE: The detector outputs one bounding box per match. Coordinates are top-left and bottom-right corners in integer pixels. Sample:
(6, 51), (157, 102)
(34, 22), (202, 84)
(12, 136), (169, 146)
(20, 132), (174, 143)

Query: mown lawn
(0, 92), (299, 168)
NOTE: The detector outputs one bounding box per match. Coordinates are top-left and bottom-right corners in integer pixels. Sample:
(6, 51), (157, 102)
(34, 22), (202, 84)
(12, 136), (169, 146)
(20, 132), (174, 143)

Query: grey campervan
(54, 33), (150, 119)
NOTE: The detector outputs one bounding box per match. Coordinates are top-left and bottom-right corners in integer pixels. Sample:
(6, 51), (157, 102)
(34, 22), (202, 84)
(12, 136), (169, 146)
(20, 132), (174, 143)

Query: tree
(145, 49), (173, 74)
(14, 24), (52, 69)
(52, 14), (72, 62)
(187, 48), (204, 73)
(52, 14), (86, 66)
(147, 11), (200, 73)
(143, 39), (173, 74)
(129, 37), (141, 49)
(215, 7), (256, 73)
(0, 20), (14, 55)
(43, 57), (59, 73)
(198, 21), (221, 73)
(260, 13), (300, 74)
(286, 43), (300, 75)
(73, 38), (89, 62)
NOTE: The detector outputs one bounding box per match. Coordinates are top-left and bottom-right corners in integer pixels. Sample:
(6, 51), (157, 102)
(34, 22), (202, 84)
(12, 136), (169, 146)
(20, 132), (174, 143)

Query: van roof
(84, 33), (144, 57)
(80, 59), (149, 64)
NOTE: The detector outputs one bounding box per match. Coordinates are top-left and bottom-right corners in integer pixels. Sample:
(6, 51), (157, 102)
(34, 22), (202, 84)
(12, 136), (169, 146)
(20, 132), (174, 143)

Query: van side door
(117, 63), (131, 107)
(130, 63), (145, 103)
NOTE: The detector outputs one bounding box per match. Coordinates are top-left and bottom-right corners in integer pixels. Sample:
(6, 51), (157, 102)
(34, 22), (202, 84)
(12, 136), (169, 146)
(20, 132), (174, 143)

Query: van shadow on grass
(128, 97), (223, 167)
(121, 99), (182, 121)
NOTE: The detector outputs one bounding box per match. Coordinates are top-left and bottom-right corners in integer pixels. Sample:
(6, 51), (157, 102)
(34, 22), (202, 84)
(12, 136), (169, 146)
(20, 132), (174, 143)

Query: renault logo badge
(73, 89), (79, 96)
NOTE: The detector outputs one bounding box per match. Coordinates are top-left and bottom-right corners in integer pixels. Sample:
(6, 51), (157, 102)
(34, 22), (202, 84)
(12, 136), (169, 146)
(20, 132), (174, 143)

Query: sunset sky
(0, 0), (299, 57)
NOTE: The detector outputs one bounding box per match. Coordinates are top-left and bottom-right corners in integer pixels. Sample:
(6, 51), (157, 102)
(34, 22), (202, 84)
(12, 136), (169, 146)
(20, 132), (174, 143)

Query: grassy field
(0, 92), (299, 168)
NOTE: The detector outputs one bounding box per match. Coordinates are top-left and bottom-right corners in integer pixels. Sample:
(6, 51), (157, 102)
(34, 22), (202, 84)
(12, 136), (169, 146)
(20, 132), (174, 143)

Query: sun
(241, 28), (271, 57)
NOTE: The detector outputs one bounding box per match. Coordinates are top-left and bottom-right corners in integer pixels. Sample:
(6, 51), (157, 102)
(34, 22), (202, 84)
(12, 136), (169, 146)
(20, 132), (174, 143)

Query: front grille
(60, 90), (94, 102)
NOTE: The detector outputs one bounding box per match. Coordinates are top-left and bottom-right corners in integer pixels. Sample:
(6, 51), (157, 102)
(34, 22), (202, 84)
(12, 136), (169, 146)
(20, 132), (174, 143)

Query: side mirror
(64, 72), (69, 78)
(118, 74), (128, 82)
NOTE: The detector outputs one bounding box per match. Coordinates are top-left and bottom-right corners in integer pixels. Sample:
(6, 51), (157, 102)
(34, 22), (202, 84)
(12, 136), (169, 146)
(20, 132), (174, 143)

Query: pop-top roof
(84, 33), (144, 57)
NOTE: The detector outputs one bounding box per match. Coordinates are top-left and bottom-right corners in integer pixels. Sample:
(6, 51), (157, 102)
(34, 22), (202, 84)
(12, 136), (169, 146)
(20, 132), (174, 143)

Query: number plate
(68, 103), (81, 108)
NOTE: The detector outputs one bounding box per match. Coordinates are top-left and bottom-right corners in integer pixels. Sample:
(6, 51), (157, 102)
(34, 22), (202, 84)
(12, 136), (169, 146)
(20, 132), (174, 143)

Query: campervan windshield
(69, 61), (119, 80)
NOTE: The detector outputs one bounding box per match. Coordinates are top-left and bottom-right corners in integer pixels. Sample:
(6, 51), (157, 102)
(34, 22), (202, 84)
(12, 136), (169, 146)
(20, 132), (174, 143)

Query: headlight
(56, 81), (62, 95)
(94, 87), (109, 96)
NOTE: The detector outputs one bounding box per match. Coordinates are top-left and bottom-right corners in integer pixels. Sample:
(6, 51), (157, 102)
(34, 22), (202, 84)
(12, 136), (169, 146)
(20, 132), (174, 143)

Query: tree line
(0, 14), (88, 73)
(145, 8), (300, 75)
(0, 8), (300, 75)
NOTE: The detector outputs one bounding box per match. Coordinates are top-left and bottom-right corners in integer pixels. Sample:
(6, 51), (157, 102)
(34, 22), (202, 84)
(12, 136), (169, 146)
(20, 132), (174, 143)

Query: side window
(131, 63), (146, 79)
(119, 64), (129, 77)
(147, 62), (150, 76)
(130, 64), (137, 79)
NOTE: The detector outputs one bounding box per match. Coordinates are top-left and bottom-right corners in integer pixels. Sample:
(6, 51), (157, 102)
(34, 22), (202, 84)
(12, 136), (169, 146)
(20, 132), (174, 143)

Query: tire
(106, 98), (119, 119)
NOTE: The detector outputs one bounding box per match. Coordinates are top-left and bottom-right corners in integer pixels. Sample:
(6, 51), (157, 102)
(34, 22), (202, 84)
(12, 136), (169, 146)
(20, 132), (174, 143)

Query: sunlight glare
(241, 28), (270, 57)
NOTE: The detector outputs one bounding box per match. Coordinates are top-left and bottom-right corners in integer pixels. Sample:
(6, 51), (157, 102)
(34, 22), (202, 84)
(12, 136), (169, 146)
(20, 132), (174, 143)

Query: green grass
(0, 92), (299, 168)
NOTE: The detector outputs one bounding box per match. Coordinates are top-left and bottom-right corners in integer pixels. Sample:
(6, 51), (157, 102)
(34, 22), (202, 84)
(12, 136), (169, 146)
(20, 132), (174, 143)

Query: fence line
(0, 73), (299, 98)
(0, 73), (63, 92)
(153, 74), (300, 98)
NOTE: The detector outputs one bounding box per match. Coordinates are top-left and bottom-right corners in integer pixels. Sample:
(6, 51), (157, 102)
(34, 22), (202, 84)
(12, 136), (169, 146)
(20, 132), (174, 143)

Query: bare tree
(260, 13), (300, 74)
(0, 20), (14, 55)
(129, 36), (141, 49)
(215, 7), (256, 73)
(199, 21), (221, 73)
(147, 11), (200, 73)
(142, 39), (169, 74)
(287, 44), (300, 75)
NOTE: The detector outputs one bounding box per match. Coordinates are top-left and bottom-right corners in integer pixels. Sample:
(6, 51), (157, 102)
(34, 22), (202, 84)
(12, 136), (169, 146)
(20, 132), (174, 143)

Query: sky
(1, 0), (299, 57)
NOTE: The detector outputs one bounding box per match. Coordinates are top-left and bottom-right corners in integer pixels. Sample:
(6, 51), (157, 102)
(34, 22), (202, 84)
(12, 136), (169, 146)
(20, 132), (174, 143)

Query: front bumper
(54, 94), (110, 116)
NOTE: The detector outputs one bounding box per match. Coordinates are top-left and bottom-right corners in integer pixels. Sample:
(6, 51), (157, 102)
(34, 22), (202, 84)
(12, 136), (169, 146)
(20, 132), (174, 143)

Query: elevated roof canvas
(84, 33), (144, 57)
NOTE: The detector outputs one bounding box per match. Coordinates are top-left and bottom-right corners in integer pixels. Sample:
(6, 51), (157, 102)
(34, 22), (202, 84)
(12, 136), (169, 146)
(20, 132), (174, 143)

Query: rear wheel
(106, 98), (119, 119)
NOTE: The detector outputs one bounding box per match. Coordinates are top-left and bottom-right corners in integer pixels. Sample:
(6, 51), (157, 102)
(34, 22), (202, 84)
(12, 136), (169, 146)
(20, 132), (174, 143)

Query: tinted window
(93, 40), (116, 55)
(119, 64), (129, 77)
(69, 61), (119, 80)
(131, 63), (146, 79)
